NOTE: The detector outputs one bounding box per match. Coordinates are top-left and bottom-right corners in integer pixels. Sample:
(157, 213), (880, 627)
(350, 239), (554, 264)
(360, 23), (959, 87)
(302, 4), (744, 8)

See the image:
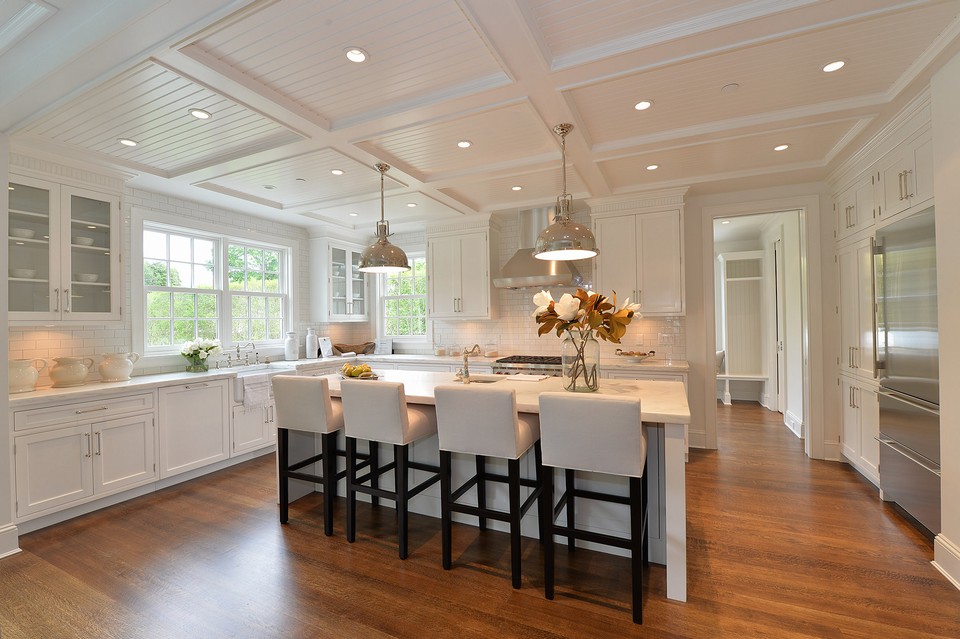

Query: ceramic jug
(9, 359), (46, 393)
(49, 356), (94, 388)
(98, 352), (140, 382)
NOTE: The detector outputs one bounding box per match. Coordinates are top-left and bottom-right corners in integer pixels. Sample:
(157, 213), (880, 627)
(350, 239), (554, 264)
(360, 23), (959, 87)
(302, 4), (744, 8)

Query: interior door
(775, 238), (786, 413)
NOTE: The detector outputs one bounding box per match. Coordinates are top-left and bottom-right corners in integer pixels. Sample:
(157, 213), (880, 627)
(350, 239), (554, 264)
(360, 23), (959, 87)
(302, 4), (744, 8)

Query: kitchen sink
(230, 362), (297, 402)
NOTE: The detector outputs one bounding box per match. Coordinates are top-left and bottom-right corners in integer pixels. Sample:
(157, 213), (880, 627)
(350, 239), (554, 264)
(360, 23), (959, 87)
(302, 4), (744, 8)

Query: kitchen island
(325, 370), (691, 602)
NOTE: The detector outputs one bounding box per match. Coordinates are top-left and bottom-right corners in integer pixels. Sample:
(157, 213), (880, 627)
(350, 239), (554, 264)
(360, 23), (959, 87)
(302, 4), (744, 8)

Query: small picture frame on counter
(318, 337), (333, 358)
(374, 338), (393, 355)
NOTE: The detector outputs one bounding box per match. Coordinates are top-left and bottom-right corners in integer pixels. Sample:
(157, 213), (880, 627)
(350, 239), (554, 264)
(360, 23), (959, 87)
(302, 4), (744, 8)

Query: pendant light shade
(534, 123), (598, 261)
(359, 162), (410, 273)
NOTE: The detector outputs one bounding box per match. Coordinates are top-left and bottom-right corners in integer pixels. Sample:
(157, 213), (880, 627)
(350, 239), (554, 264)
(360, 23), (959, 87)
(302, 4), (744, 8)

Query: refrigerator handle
(876, 436), (941, 476)
(878, 388), (940, 415)
(871, 237), (882, 378)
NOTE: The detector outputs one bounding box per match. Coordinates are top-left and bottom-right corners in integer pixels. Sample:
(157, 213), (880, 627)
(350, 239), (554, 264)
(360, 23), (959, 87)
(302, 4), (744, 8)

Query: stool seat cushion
(341, 379), (437, 445)
(272, 375), (344, 434)
(434, 384), (539, 459)
(538, 392), (646, 478)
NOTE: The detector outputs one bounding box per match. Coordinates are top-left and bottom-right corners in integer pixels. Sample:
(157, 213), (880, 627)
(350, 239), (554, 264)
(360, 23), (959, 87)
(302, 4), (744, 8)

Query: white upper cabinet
(309, 238), (369, 322)
(9, 174), (121, 324)
(879, 131), (933, 220)
(427, 225), (498, 320)
(593, 209), (684, 315)
(835, 169), (879, 242)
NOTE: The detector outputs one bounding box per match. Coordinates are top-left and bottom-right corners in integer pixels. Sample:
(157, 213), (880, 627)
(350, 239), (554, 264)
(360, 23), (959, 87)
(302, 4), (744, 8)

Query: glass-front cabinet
(8, 175), (121, 323)
(309, 237), (369, 323)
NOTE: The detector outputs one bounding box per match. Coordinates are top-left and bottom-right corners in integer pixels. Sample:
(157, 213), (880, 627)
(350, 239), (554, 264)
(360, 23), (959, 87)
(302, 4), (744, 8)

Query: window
(140, 222), (290, 354)
(381, 255), (427, 338)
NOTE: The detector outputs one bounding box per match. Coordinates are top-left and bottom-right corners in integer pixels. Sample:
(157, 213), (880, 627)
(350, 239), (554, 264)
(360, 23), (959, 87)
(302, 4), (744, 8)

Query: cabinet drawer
(14, 392), (155, 432)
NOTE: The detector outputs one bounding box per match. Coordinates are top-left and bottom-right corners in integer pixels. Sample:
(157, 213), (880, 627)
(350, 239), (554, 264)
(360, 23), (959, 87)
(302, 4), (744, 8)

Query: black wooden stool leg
(476, 455), (487, 530)
(535, 441), (545, 543)
(630, 476), (644, 624)
(508, 457), (522, 589)
(278, 428), (289, 524)
(440, 450), (453, 570)
(321, 431), (336, 536)
(346, 436), (357, 543)
(543, 465), (555, 600)
(369, 441), (380, 507)
(565, 469), (576, 552)
(396, 444), (410, 559)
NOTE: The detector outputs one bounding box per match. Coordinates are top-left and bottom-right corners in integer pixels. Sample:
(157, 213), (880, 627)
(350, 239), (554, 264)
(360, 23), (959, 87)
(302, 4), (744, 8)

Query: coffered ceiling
(4, 0), (960, 234)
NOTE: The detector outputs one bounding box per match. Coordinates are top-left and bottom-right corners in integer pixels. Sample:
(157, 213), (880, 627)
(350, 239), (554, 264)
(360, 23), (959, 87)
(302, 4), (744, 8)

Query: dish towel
(242, 374), (271, 408)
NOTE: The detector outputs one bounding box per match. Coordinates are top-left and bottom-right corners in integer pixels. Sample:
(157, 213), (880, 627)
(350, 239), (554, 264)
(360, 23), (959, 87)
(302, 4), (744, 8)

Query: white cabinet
(8, 174), (121, 323)
(158, 379), (230, 478)
(13, 401), (156, 518)
(309, 238), (369, 322)
(879, 132), (933, 220)
(837, 238), (876, 380)
(427, 230), (497, 320)
(593, 209), (683, 315)
(840, 375), (880, 484)
(835, 170), (879, 241)
(231, 401), (276, 455)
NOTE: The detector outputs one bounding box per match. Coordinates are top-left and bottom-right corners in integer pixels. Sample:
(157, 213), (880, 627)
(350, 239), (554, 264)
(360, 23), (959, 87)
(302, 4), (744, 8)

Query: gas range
(491, 355), (562, 377)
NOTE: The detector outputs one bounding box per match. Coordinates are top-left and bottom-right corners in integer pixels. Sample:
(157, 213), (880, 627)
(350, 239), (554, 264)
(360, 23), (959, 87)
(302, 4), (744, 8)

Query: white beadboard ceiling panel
(196, 148), (409, 209)
(598, 120), (855, 190)
(569, 2), (960, 147)
(21, 60), (304, 176)
(440, 164), (589, 212)
(357, 102), (556, 181)
(301, 190), (462, 229)
(0, 0), (56, 57)
(189, 0), (510, 127)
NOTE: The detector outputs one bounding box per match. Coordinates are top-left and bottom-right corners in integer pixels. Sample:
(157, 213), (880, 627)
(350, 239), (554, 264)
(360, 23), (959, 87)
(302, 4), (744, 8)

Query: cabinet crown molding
(587, 187), (688, 216)
(10, 153), (127, 194)
(425, 213), (499, 236)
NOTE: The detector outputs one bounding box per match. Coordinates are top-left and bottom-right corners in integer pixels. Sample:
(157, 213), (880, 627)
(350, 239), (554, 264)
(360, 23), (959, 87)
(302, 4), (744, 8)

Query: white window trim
(131, 206), (298, 366)
(376, 252), (430, 345)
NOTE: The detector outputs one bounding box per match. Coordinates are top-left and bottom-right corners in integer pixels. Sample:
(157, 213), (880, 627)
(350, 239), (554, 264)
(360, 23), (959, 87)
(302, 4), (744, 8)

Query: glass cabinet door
(350, 250), (365, 316)
(68, 192), (113, 314)
(330, 246), (348, 316)
(8, 180), (56, 315)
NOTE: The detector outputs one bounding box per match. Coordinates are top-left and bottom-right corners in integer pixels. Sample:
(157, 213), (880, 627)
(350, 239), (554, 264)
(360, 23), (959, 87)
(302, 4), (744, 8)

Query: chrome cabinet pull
(84, 432), (92, 457)
(904, 169), (913, 199)
(76, 406), (109, 414)
(53, 287), (60, 312)
(95, 431), (102, 456)
(184, 383), (209, 390)
(899, 171), (906, 200)
(64, 288), (71, 312)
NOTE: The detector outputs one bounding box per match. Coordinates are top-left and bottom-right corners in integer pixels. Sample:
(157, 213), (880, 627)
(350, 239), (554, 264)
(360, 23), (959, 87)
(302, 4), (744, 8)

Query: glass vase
(561, 330), (600, 392)
(185, 358), (208, 373)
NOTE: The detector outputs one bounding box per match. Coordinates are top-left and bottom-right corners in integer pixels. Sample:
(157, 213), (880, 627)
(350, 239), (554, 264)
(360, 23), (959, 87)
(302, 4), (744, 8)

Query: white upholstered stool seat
(434, 384), (544, 589)
(538, 391), (649, 624)
(272, 375), (346, 535)
(340, 380), (440, 559)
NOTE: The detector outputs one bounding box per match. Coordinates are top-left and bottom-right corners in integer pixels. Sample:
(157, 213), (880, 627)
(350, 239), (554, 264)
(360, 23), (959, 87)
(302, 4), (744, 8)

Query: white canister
(284, 332), (298, 361)
(49, 356), (94, 388)
(305, 328), (319, 359)
(98, 352), (140, 382)
(9, 359), (46, 393)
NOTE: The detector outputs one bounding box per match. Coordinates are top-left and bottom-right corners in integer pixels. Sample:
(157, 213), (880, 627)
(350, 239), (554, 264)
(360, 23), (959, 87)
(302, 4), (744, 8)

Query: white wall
(781, 213), (804, 434)
(0, 134), (16, 557)
(931, 51), (960, 590)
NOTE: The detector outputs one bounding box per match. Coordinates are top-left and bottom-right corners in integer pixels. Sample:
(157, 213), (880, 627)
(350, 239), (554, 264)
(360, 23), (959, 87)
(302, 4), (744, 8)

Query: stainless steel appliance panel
(879, 438), (941, 533)
(874, 206), (939, 405)
(878, 389), (940, 465)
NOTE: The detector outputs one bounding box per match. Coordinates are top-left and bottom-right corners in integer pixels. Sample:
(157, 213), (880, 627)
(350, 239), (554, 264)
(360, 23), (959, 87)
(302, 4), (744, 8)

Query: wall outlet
(658, 333), (675, 345)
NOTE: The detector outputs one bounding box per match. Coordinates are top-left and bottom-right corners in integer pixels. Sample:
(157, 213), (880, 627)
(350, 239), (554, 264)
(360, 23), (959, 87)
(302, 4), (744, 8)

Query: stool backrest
(340, 379), (408, 442)
(538, 392), (646, 477)
(272, 375), (342, 434)
(434, 384), (538, 459)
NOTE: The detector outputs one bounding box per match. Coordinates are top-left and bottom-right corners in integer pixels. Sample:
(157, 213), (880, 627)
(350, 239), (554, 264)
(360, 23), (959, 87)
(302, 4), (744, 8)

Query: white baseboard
(784, 409), (802, 438)
(0, 524), (20, 559)
(934, 534), (960, 592)
(822, 439), (841, 461)
(688, 428), (706, 449)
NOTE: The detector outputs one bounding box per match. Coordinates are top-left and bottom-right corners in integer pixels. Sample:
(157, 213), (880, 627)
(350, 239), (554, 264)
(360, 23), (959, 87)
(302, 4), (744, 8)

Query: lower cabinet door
(159, 380), (229, 479)
(93, 414), (157, 494)
(231, 403), (271, 455)
(15, 424), (93, 517)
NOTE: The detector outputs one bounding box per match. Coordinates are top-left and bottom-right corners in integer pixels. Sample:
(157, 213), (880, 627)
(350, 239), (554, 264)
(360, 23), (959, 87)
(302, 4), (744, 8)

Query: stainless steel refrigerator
(874, 205), (940, 534)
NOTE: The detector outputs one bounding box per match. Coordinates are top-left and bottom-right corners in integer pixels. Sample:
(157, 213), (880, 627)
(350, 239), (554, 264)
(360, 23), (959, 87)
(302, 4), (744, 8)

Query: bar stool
(272, 375), (345, 536)
(433, 384), (543, 589)
(340, 379), (440, 559)
(538, 391), (648, 624)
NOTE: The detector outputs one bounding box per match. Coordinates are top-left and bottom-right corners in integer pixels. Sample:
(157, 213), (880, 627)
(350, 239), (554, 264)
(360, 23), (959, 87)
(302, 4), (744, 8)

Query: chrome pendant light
(533, 123), (598, 261)
(358, 162), (410, 273)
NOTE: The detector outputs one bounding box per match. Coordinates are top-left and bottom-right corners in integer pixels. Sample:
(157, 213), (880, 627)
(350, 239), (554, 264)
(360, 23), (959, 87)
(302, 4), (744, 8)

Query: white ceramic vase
(98, 352), (140, 382)
(9, 359), (46, 393)
(49, 356), (94, 388)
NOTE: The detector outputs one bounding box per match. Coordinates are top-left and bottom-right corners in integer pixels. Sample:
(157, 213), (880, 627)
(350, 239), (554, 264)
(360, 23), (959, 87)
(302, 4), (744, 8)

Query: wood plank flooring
(2, 402), (959, 638)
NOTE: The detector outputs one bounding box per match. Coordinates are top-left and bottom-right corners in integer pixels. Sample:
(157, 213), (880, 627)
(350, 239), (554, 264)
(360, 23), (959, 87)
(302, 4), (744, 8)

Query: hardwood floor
(2, 402), (959, 638)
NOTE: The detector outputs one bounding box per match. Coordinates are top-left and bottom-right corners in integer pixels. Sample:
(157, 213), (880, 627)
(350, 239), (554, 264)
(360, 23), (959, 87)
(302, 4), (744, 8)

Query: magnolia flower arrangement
(533, 289), (640, 392)
(180, 338), (222, 371)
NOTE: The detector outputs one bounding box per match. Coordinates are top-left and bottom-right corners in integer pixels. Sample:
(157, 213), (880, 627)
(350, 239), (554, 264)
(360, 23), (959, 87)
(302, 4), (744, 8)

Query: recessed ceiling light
(348, 212), (359, 217)
(634, 100), (653, 111)
(511, 185), (523, 191)
(189, 108), (211, 120)
(345, 47), (368, 63)
(721, 220), (731, 225)
(263, 185), (277, 190)
(774, 144), (790, 151)
(87, 225), (96, 229)
(118, 138), (138, 147)
(822, 60), (845, 73)
(331, 169), (344, 176)
(720, 83), (740, 94)
(646, 164), (659, 171)
(407, 203), (417, 207)
(457, 140), (472, 148)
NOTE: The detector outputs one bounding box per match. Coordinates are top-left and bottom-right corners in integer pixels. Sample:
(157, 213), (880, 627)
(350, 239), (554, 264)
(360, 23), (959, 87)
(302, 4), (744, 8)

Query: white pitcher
(98, 352), (140, 382)
(49, 356), (94, 388)
(9, 359), (46, 393)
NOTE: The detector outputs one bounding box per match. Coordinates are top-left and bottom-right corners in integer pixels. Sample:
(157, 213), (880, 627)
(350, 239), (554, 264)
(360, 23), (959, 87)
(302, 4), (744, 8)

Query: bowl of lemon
(339, 362), (378, 380)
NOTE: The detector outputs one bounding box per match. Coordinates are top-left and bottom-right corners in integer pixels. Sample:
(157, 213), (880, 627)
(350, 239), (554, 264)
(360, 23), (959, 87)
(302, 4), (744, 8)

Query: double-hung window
(228, 243), (286, 343)
(380, 255), (427, 340)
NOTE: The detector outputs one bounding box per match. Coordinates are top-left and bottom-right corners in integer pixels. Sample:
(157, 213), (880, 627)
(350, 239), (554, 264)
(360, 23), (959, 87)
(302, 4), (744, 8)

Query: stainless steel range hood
(493, 207), (584, 289)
